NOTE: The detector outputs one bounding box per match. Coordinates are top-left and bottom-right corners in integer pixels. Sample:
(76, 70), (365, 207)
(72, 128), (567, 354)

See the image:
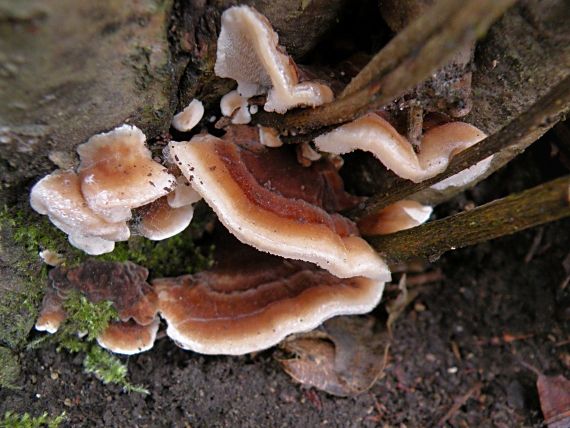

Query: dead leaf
(278, 316), (390, 397)
(537, 373), (570, 428)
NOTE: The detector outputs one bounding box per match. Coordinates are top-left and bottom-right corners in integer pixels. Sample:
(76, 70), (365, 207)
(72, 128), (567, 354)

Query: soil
(0, 126), (569, 427)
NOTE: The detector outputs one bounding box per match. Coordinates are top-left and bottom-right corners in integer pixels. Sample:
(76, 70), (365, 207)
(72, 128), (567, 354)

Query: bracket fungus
(358, 200), (433, 236)
(30, 170), (130, 255)
(169, 126), (389, 280)
(214, 6), (334, 113)
(171, 99), (205, 132)
(35, 260), (160, 355)
(154, 240), (386, 355)
(220, 90), (251, 125)
(77, 124), (176, 223)
(258, 125), (283, 147)
(314, 113), (489, 184)
(28, 4), (508, 359)
(136, 196), (195, 241)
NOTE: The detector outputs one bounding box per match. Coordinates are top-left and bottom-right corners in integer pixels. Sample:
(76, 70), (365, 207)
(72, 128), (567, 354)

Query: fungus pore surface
(215, 5), (333, 113)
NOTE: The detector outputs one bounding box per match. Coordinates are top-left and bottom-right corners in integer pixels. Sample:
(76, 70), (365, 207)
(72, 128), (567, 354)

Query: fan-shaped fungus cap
(35, 289), (66, 334)
(314, 113), (487, 183)
(154, 245), (385, 355)
(30, 170), (130, 255)
(169, 127), (389, 280)
(215, 6), (334, 113)
(172, 99), (204, 132)
(258, 125), (283, 147)
(220, 90), (251, 125)
(136, 196), (194, 241)
(167, 176), (202, 208)
(358, 200), (433, 235)
(77, 124), (176, 222)
(97, 318), (160, 355)
(35, 260), (160, 354)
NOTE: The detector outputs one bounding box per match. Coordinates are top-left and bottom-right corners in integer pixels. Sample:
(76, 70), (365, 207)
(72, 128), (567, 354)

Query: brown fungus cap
(314, 113), (488, 183)
(169, 126), (389, 280)
(77, 124), (176, 223)
(154, 241), (386, 355)
(50, 260), (158, 325)
(136, 196), (195, 241)
(35, 260), (159, 354)
(30, 170), (130, 255)
(214, 6), (333, 113)
(35, 287), (66, 334)
(358, 200), (433, 236)
(97, 318), (160, 355)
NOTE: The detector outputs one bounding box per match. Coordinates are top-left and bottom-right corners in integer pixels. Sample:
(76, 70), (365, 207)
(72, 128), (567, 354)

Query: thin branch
(367, 175), (570, 264)
(347, 75), (570, 219)
(254, 0), (516, 135)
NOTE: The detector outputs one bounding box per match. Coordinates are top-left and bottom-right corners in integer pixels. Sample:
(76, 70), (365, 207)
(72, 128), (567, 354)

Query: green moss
(0, 206), (86, 268)
(62, 292), (119, 341)
(31, 293), (148, 394)
(0, 200), (213, 349)
(83, 346), (149, 394)
(0, 346), (20, 389)
(0, 412), (65, 428)
(0, 207), (56, 348)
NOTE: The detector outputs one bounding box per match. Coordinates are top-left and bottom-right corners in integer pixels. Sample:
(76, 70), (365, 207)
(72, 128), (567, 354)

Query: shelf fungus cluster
(35, 260), (160, 355)
(30, 125), (201, 254)
(31, 5), (489, 356)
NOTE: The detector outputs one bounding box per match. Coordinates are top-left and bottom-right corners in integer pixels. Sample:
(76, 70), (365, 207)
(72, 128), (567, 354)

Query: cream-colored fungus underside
(315, 114), (490, 184)
(215, 6), (333, 113)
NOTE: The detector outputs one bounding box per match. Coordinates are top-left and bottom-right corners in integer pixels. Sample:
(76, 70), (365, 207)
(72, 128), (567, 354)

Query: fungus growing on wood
(154, 241), (386, 355)
(35, 260), (159, 354)
(166, 176), (202, 208)
(258, 125), (283, 147)
(77, 124), (176, 223)
(169, 126), (389, 280)
(214, 6), (334, 113)
(314, 113), (489, 183)
(358, 200), (433, 236)
(220, 90), (251, 124)
(136, 196), (195, 241)
(171, 99), (204, 132)
(30, 170), (130, 255)
(97, 319), (160, 355)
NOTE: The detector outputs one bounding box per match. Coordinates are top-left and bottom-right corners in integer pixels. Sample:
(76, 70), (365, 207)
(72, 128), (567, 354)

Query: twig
(368, 175), (570, 264)
(255, 0), (516, 136)
(524, 227), (544, 263)
(349, 75), (570, 219)
(436, 382), (483, 427)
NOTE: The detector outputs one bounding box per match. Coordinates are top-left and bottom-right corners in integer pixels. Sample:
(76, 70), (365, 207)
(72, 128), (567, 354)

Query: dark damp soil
(1, 134), (569, 427)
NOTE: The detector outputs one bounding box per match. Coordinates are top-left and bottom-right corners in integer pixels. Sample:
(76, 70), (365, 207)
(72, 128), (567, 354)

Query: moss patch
(0, 411), (65, 428)
(0, 346), (20, 389)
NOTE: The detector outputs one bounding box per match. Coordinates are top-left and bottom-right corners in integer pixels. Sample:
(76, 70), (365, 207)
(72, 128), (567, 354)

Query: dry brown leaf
(278, 316), (390, 396)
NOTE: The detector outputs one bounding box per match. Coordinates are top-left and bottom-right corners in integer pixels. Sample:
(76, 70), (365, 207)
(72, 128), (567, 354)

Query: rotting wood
(254, 0), (516, 135)
(347, 75), (570, 219)
(367, 175), (570, 264)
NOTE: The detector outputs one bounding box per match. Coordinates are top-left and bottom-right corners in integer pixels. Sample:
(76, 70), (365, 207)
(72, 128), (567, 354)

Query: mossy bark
(0, 0), (176, 350)
(0, 0), (568, 352)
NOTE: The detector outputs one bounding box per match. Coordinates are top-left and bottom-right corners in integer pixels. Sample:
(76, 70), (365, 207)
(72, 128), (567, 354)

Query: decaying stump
(0, 0), (569, 354)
